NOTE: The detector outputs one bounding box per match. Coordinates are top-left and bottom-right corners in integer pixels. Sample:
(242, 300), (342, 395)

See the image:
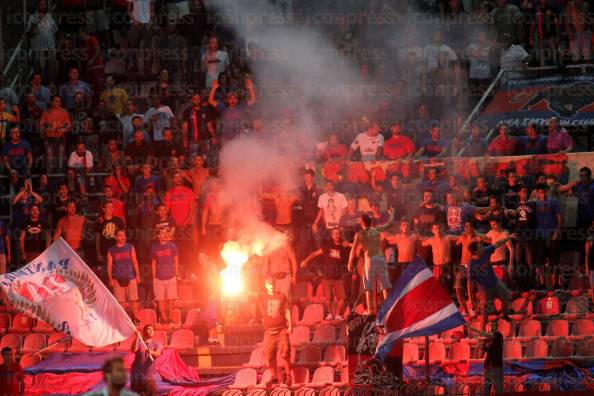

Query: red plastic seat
(243, 346), (265, 369)
(440, 325), (464, 343)
(517, 319), (541, 340)
(510, 297), (533, 320)
(20, 354), (41, 368)
(291, 366), (310, 388)
(10, 313), (34, 333)
(570, 319), (594, 339)
(292, 282), (311, 304)
(313, 325), (335, 345)
(137, 309), (157, 328)
(291, 305), (300, 324)
(354, 304), (366, 315)
(575, 339), (594, 357)
(310, 366), (335, 388)
(308, 284), (327, 305)
(229, 368), (257, 390)
(153, 330), (168, 347)
(22, 334), (46, 354)
(428, 341), (446, 364)
(322, 345), (346, 366)
(550, 338), (574, 358)
(290, 326), (310, 347)
(503, 340), (522, 360)
(524, 339), (548, 359)
(449, 341), (470, 363)
(46, 333), (69, 353)
(297, 304), (324, 326)
(117, 336), (135, 352)
(564, 296), (589, 319)
(255, 369), (274, 389)
(169, 329), (194, 349)
(337, 325), (347, 344)
(0, 334), (22, 352)
(535, 296), (560, 317)
(297, 345), (321, 366)
(403, 343), (419, 364)
(33, 319), (54, 333)
(568, 274), (590, 291)
(0, 313), (10, 334)
(544, 319), (569, 339)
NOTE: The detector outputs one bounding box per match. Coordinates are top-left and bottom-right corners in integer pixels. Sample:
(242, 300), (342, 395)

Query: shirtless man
(348, 210), (394, 315)
(260, 187), (299, 236)
(201, 180), (226, 260)
(385, 219), (418, 281)
(183, 156), (209, 244)
(484, 219), (514, 283)
(454, 222), (483, 316)
(421, 223), (454, 291)
(265, 238), (298, 299)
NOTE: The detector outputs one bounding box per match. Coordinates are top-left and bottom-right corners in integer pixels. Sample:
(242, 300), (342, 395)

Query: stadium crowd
(0, 0), (592, 343)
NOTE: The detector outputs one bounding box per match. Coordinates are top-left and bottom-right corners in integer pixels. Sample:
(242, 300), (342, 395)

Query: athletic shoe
(325, 314), (334, 320)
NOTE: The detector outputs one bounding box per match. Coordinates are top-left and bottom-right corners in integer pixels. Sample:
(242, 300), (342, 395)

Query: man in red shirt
(383, 121), (415, 160)
(164, 171), (195, 274)
(0, 347), (24, 396)
(487, 123), (517, 156)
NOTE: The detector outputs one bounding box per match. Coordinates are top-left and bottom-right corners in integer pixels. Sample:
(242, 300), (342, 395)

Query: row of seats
(0, 328), (196, 354)
(512, 295), (592, 319)
(403, 337), (594, 364)
(245, 344), (347, 369)
(228, 366), (348, 391)
(289, 325), (347, 348)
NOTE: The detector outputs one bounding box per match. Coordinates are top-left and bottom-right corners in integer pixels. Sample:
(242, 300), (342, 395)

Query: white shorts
(363, 255), (391, 291)
(153, 277), (178, 301)
(113, 279), (139, 303)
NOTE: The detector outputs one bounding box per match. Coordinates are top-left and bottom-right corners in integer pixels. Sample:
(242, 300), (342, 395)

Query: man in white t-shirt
(313, 181), (348, 244)
(145, 95), (174, 141)
(68, 142), (95, 190)
(348, 120), (384, 162)
(424, 30), (458, 72)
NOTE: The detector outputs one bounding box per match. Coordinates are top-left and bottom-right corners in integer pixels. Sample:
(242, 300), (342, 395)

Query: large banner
(0, 238), (136, 347)
(480, 74), (594, 128)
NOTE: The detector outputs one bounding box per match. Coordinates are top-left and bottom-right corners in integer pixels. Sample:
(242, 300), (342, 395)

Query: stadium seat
(0, 313), (10, 334)
(291, 366), (310, 388)
(270, 388), (291, 396)
(172, 308), (182, 326)
(117, 336), (135, 352)
(46, 333), (69, 353)
(297, 304), (324, 326)
(292, 305), (300, 324)
(296, 345), (322, 367)
(0, 334), (22, 352)
(427, 341), (446, 364)
(292, 282), (311, 304)
(337, 325), (347, 344)
(153, 330), (168, 347)
(33, 319), (53, 333)
(503, 340), (522, 360)
(255, 368), (274, 389)
(544, 319), (569, 340)
(570, 319), (594, 339)
(20, 354), (41, 368)
(354, 304), (366, 315)
(575, 339), (594, 358)
(487, 319), (514, 338)
(70, 338), (90, 352)
(309, 283), (327, 304)
(517, 319), (542, 340)
(510, 297), (533, 320)
(568, 274), (589, 291)
(534, 296), (560, 317)
(564, 296), (589, 319)
(176, 284), (196, 307)
(228, 368), (257, 390)
(137, 309), (157, 328)
(246, 389), (267, 396)
(169, 329), (194, 349)
(310, 366), (335, 388)
(313, 325), (335, 345)
(10, 313), (34, 333)
(322, 345), (346, 366)
(182, 309), (201, 330)
(22, 333), (46, 354)
(243, 346), (265, 369)
(524, 339), (548, 359)
(440, 325), (464, 343)
(294, 388), (315, 396)
(550, 338), (574, 358)
(449, 341), (471, 363)
(290, 326), (310, 347)
(403, 343), (419, 365)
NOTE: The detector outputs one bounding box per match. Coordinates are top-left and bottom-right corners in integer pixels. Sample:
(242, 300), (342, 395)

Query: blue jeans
(45, 139), (65, 173)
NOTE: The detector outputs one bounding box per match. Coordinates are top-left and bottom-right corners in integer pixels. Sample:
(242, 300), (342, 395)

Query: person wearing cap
(383, 121), (415, 160)
(260, 277), (292, 386)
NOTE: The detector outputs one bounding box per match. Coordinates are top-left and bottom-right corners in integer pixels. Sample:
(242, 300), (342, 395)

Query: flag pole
(34, 335), (70, 356)
(58, 238), (154, 361)
(424, 336), (429, 382)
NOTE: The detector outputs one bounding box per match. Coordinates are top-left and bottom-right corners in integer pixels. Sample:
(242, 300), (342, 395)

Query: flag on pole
(374, 256), (465, 360)
(0, 238), (136, 347)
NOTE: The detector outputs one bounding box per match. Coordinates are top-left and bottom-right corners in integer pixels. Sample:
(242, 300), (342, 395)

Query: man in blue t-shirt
(535, 186), (561, 289)
(150, 228), (179, 324)
(468, 235), (515, 331)
(107, 229), (141, 324)
(1, 127), (32, 177)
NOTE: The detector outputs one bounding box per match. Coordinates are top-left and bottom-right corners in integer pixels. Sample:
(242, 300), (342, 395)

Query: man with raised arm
(348, 209), (394, 315)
